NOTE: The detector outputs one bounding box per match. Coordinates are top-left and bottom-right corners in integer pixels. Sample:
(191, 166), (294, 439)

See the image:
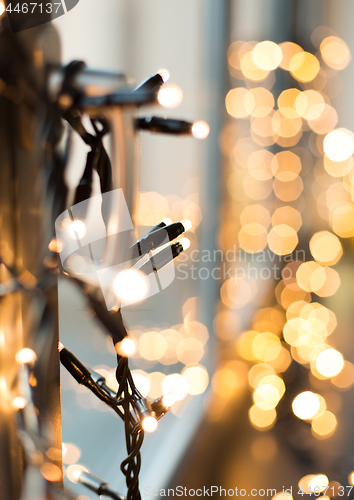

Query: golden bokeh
(315, 348), (344, 377)
(245, 87), (275, 117)
(247, 149), (275, 180)
(292, 391), (323, 420)
(241, 51), (270, 81)
(277, 88), (301, 118)
(249, 404), (276, 430)
(320, 36), (351, 70)
(296, 261), (323, 292)
(295, 90), (325, 120)
(331, 361), (354, 389)
(225, 87), (250, 118)
(279, 41), (304, 70)
(240, 204), (271, 228)
(273, 176), (304, 202)
(243, 174), (273, 200)
(252, 41), (283, 71)
(268, 225), (298, 255)
(182, 365), (209, 395)
(324, 129), (354, 162)
(324, 156), (353, 177)
(272, 206), (302, 231)
(289, 52), (320, 82)
(307, 104), (338, 135)
(272, 110), (302, 138)
(272, 151), (302, 181)
(332, 205), (354, 238)
(310, 231), (343, 265)
(238, 224), (268, 253)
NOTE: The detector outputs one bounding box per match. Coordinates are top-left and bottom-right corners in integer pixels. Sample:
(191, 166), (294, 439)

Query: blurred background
(53, 1), (354, 498)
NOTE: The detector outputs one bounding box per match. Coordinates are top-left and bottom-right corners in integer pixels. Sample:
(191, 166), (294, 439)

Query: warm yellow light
(157, 68), (170, 83)
(115, 337), (136, 357)
(62, 442), (81, 465)
(157, 85), (183, 108)
(320, 36), (351, 70)
(66, 464), (88, 483)
(310, 231), (343, 266)
(289, 52), (320, 82)
(324, 129), (354, 162)
(252, 41), (283, 70)
(11, 396), (27, 410)
(182, 365), (209, 395)
(272, 493), (294, 500)
(254, 384), (281, 410)
(309, 475), (329, 493)
(225, 87), (250, 118)
(192, 121), (210, 139)
(40, 462), (62, 482)
(181, 219), (192, 232)
(316, 348), (344, 378)
(68, 220), (86, 239)
(279, 41), (303, 70)
(113, 269), (148, 302)
(295, 90), (325, 120)
(162, 373), (189, 401)
(0, 1), (5, 16)
(15, 348), (37, 365)
(268, 225), (298, 256)
(162, 393), (175, 408)
(292, 391), (321, 419)
(180, 238), (190, 251)
(142, 416), (158, 433)
(48, 238), (63, 253)
(240, 52), (270, 81)
(245, 87), (274, 117)
(277, 88), (301, 118)
(249, 404), (276, 430)
(311, 411), (337, 438)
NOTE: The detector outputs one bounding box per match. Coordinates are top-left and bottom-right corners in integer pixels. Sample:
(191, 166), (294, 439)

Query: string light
(115, 337), (136, 357)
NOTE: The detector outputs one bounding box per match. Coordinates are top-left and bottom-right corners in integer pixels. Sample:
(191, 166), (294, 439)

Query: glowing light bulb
(162, 393), (175, 408)
(66, 464), (89, 483)
(58, 342), (64, 352)
(11, 396), (27, 410)
(0, 2), (5, 16)
(180, 238), (190, 251)
(142, 416), (158, 433)
(115, 337), (136, 357)
(68, 220), (86, 239)
(157, 85), (183, 108)
(113, 269), (148, 303)
(15, 348), (37, 365)
(157, 68), (170, 83)
(161, 218), (172, 225)
(191, 120), (210, 139)
(181, 219), (192, 232)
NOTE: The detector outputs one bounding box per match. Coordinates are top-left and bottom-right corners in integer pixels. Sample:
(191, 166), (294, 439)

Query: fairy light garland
(0, 57), (209, 500)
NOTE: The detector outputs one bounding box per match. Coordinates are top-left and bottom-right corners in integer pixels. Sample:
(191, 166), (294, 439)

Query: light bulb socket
(136, 116), (193, 135)
(134, 398), (156, 422)
(59, 346), (91, 384)
(151, 396), (172, 420)
(76, 471), (125, 500)
(130, 221), (187, 260)
(134, 74), (164, 94)
(137, 242), (184, 276)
